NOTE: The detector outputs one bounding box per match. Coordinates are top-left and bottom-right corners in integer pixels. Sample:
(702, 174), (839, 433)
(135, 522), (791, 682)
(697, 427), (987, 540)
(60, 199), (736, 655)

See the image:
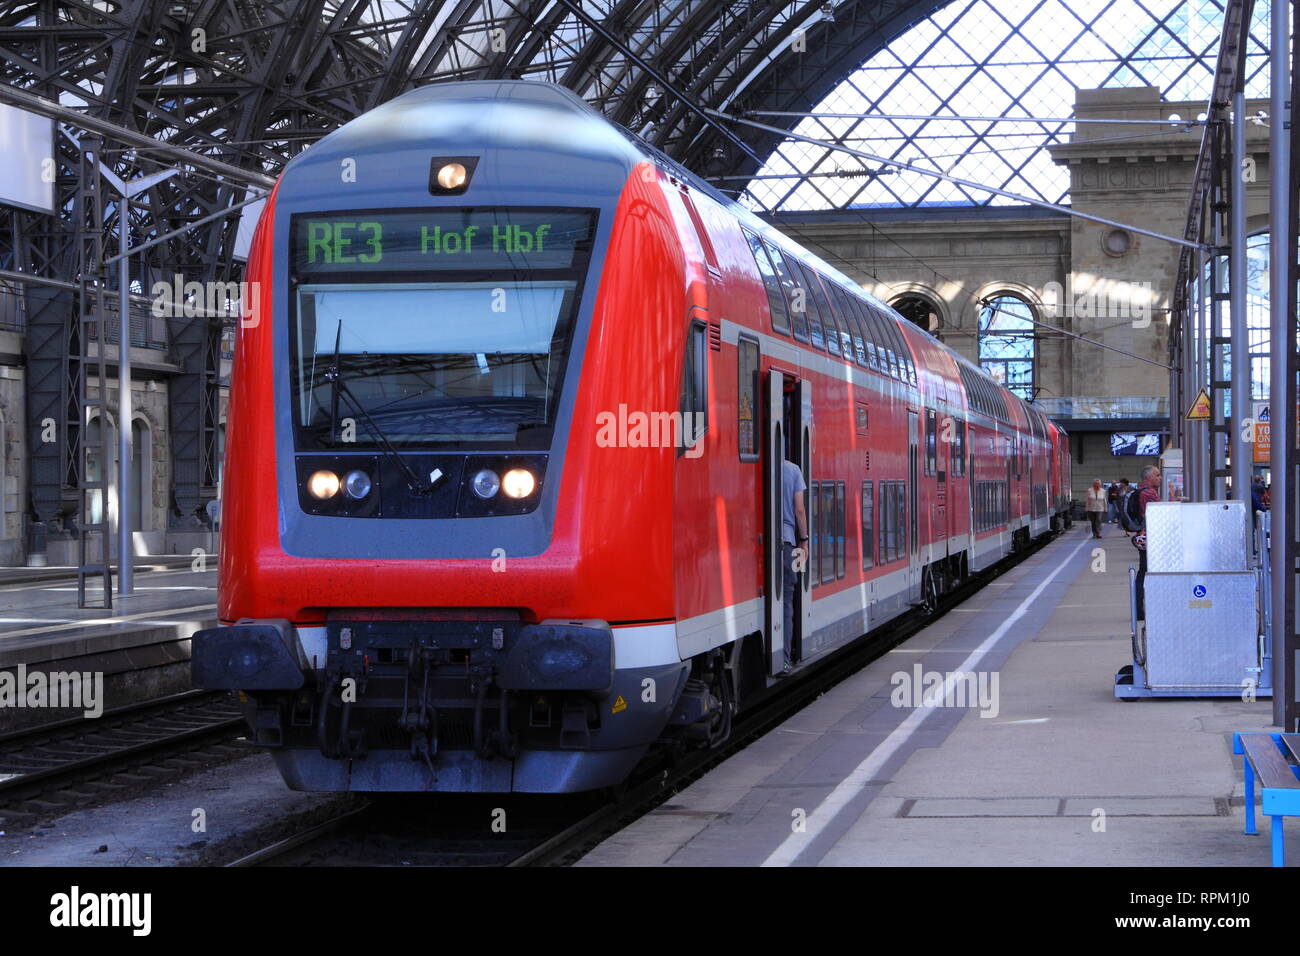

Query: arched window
(1247, 232), (1273, 402)
(892, 295), (941, 334)
(978, 294), (1035, 400)
(86, 415), (107, 527)
(1207, 231), (1300, 408)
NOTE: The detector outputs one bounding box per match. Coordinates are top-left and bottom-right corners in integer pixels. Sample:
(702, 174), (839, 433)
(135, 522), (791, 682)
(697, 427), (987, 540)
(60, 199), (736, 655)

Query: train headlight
(436, 162), (468, 191)
(343, 470), (372, 499)
(502, 468), (536, 499)
(471, 469), (500, 499)
(308, 470), (341, 499)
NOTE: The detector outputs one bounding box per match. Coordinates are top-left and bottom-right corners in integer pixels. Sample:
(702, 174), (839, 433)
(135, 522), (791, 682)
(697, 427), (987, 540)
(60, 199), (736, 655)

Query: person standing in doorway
(1133, 463), (1162, 621)
(1085, 478), (1106, 538)
(782, 456), (808, 675)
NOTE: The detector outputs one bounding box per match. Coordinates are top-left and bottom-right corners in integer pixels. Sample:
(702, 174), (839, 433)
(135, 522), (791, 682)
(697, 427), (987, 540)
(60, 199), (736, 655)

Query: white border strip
(760, 534), (1089, 867)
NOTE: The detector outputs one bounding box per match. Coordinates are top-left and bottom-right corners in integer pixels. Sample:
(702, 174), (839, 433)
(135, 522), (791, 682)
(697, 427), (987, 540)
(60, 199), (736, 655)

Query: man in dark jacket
(1251, 475), (1269, 514)
(1116, 478), (1134, 536)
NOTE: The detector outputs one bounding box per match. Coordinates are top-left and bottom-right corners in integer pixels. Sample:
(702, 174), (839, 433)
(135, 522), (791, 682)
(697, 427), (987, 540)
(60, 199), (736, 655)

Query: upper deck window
(763, 242), (808, 341)
(743, 230), (790, 335)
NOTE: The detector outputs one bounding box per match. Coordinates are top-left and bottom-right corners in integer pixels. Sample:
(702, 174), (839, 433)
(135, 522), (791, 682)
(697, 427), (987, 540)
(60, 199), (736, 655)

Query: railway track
(225, 530), (1059, 867)
(0, 689), (247, 824)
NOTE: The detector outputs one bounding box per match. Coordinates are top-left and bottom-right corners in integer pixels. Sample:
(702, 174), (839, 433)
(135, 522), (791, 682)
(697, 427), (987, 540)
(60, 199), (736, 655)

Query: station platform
(0, 563), (216, 729)
(579, 526), (1282, 867)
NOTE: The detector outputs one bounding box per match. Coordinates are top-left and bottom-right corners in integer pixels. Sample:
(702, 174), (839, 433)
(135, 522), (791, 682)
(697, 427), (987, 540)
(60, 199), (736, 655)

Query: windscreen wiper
(329, 321), (342, 442)
(324, 337), (431, 496)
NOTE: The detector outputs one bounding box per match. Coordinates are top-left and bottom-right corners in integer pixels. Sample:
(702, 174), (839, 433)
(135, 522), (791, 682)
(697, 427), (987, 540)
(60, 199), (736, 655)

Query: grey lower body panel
(272, 745), (648, 793)
(261, 661), (689, 794)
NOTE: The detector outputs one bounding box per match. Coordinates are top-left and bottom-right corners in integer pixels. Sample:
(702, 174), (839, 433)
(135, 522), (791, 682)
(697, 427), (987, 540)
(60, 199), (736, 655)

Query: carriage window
(839, 295), (857, 361)
(744, 231), (790, 335)
(889, 482), (901, 562)
(845, 297), (870, 367)
(810, 481), (821, 589)
(835, 481), (846, 580)
(679, 320), (708, 452)
(808, 271), (838, 355)
(763, 242), (807, 341)
(821, 482), (837, 585)
(882, 479), (906, 562)
(829, 286), (856, 360)
(793, 262), (827, 351)
(868, 304), (900, 379)
(861, 481), (874, 570)
(951, 419), (966, 477)
(879, 481), (900, 563)
(885, 308), (911, 382)
(925, 410), (937, 477)
(877, 306), (906, 381)
(821, 286), (844, 358)
(738, 337), (759, 461)
(857, 299), (883, 373)
(895, 480), (907, 561)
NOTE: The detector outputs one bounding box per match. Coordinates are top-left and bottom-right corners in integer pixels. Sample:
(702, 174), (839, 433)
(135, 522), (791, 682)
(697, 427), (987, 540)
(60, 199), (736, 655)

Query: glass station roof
(739, 0), (1275, 211)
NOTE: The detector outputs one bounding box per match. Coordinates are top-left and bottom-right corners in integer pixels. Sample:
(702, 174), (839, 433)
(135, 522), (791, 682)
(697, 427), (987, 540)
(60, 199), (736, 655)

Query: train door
(764, 371), (811, 675)
(938, 402), (951, 555)
(908, 409), (920, 596)
(968, 426), (977, 556)
(1006, 436), (1013, 541)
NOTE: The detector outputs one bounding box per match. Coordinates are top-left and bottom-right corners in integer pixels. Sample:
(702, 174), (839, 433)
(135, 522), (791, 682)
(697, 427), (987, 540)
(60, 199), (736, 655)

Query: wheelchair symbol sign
(1193, 585), (1207, 598)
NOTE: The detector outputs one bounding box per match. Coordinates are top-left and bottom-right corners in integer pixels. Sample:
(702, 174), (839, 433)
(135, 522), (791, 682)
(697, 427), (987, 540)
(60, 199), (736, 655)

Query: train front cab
(191, 83), (726, 794)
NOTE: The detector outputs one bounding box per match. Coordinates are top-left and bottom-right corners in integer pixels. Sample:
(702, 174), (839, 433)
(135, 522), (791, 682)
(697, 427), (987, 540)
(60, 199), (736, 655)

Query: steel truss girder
(1, 0), (947, 534)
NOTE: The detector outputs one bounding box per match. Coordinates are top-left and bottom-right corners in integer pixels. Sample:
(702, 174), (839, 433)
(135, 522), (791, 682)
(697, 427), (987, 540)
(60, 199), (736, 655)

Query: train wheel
(921, 567), (939, 616)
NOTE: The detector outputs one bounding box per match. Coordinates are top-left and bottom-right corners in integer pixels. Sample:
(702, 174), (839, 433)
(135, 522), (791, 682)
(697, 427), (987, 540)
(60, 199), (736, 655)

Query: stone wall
(1049, 87), (1273, 418)
(0, 365), (24, 565)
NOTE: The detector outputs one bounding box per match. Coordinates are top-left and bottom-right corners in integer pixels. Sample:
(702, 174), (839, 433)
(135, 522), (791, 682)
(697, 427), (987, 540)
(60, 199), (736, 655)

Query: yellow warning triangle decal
(611, 695), (627, 714)
(1185, 388), (1212, 421)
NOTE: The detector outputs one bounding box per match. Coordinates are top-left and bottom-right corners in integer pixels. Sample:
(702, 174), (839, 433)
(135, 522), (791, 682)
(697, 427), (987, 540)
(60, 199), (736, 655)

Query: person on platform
(781, 455), (808, 675)
(1085, 478), (1107, 538)
(1116, 478), (1134, 536)
(1133, 464), (1163, 621)
(1251, 474), (1270, 515)
(1107, 480), (1121, 524)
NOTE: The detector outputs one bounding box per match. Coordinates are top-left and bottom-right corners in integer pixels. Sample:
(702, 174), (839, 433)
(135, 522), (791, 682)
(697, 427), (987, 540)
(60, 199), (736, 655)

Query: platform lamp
(99, 160), (179, 596)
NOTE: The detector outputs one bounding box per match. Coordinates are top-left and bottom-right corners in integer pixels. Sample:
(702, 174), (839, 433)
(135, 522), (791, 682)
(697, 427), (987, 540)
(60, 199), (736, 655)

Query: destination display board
(292, 207), (596, 275)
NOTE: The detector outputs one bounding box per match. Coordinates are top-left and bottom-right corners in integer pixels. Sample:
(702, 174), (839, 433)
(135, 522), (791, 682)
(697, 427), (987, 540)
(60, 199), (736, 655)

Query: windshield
(289, 207), (597, 451)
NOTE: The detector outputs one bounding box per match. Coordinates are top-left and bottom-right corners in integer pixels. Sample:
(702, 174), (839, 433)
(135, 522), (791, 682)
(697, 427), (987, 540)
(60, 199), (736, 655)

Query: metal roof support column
(1269, 0), (1296, 729)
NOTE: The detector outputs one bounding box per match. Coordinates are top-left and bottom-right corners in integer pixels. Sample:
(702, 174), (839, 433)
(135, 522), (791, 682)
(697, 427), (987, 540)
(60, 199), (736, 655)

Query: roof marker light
(436, 162), (467, 190)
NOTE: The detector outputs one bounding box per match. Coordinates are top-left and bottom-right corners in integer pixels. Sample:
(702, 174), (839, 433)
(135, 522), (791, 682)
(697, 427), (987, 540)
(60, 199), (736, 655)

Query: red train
(192, 81), (1072, 793)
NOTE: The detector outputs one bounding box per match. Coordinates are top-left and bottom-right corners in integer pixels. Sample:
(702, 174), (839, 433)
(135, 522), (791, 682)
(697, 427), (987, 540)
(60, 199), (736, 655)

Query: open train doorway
(764, 370), (811, 676)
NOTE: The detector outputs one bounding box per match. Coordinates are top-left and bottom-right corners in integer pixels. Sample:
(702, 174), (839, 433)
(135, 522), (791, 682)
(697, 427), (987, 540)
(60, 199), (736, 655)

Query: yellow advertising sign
(1251, 401), (1299, 463)
(1253, 401), (1271, 464)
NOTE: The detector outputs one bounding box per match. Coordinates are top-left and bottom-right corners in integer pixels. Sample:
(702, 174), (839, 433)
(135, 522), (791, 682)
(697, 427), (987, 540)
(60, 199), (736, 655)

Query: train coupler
(399, 651), (439, 766)
(317, 650), (371, 758)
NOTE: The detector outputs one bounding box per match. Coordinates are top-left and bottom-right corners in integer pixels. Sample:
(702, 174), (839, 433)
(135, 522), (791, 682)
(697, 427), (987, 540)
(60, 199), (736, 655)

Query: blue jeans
(782, 542), (798, 665)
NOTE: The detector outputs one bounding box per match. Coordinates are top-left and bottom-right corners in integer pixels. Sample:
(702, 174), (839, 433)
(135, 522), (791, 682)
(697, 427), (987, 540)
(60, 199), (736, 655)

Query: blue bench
(1233, 732), (1300, 866)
